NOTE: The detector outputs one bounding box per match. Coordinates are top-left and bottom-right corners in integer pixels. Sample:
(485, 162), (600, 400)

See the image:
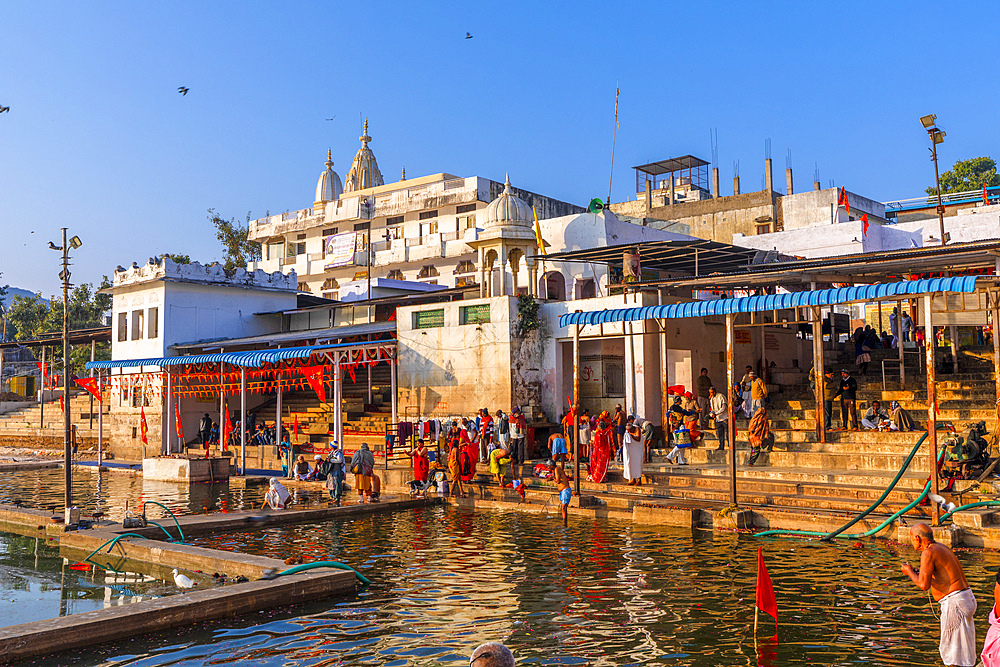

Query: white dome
(315, 149), (343, 204)
(344, 120), (384, 192)
(483, 175), (532, 228)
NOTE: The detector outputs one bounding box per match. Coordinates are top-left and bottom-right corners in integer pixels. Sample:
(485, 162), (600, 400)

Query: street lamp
(920, 114), (948, 245)
(48, 228), (82, 514)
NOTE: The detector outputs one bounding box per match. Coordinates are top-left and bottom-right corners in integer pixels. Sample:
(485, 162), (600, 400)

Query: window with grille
(131, 310), (144, 341)
(286, 241), (306, 257)
(419, 210), (438, 220)
(386, 269), (404, 280)
(267, 241), (283, 260)
(321, 228), (338, 236)
(413, 309), (445, 329)
(454, 260), (476, 275)
(456, 203), (477, 214)
(417, 265), (440, 279)
(117, 313), (128, 342)
(460, 304), (490, 325)
(459, 215), (477, 230)
(385, 215), (404, 225)
(321, 278), (339, 291)
(756, 223), (771, 235)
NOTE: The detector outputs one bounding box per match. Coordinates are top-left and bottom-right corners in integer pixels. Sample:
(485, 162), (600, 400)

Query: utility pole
(920, 114), (947, 245)
(50, 228), (82, 512)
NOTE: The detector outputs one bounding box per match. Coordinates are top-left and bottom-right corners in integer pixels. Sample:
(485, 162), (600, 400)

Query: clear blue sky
(2, 1), (998, 296)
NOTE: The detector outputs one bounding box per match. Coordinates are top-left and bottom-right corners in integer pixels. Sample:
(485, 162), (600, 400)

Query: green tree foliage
(160, 253), (192, 264)
(0, 273), (8, 342)
(926, 157), (1000, 195)
(208, 208), (262, 272)
(6, 277), (112, 375)
(516, 294), (541, 336)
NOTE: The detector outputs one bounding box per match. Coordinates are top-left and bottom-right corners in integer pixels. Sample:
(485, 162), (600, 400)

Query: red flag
(293, 414), (300, 444)
(74, 377), (102, 403)
(755, 547), (778, 621)
(837, 187), (850, 215)
(301, 366), (326, 403)
(614, 83), (620, 128)
(139, 407), (149, 446)
(222, 409), (232, 452)
(59, 395), (64, 412)
(861, 213), (869, 237)
(174, 403), (184, 443)
(985, 183), (991, 206)
(346, 363), (356, 383)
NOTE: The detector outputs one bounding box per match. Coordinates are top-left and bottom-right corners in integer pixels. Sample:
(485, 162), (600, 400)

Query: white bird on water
(172, 569), (196, 589)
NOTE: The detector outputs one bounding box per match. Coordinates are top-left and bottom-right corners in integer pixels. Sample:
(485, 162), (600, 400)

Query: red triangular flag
(59, 395), (64, 412)
(74, 377), (102, 403)
(985, 183), (991, 206)
(755, 547), (778, 621)
(174, 403), (184, 443)
(861, 213), (869, 237)
(837, 187), (850, 216)
(346, 363), (356, 383)
(301, 365), (326, 403)
(139, 407), (149, 446)
(222, 409), (232, 452)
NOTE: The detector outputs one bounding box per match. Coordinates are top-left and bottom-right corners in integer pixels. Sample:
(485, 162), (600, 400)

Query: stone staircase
(0, 392), (107, 449)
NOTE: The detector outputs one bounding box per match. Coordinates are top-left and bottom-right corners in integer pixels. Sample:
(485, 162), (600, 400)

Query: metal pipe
(897, 299), (905, 386)
(275, 369), (283, 473)
(97, 370), (103, 467)
(390, 349), (398, 432)
(932, 139), (946, 245)
(39, 345), (45, 429)
(573, 321), (581, 496)
(62, 228), (71, 510)
(812, 306), (826, 443)
(89, 340), (95, 429)
(165, 369), (173, 455)
(240, 367), (247, 475)
(993, 292), (1000, 411)
(726, 312), (737, 506)
(924, 294), (940, 525)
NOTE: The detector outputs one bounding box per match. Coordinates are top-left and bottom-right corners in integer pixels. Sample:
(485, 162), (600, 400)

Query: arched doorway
(542, 271), (565, 300)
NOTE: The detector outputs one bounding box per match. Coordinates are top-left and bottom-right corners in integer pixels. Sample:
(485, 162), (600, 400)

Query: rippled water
(0, 466), (327, 521)
(20, 505), (1000, 666)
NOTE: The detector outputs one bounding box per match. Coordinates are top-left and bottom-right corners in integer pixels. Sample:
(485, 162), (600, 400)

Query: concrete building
(247, 121), (583, 298)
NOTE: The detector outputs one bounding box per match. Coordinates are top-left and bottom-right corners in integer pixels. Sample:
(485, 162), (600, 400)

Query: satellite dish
(587, 198), (604, 213)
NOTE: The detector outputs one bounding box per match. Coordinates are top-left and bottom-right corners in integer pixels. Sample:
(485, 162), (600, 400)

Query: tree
(6, 277), (112, 375)
(160, 253), (192, 264)
(208, 209), (262, 272)
(0, 272), (8, 341)
(926, 156), (1000, 196)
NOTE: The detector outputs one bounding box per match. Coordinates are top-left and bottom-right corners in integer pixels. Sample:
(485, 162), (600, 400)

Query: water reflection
(27, 506), (996, 666)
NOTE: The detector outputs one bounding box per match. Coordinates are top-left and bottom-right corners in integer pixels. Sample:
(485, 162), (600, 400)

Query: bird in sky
(177, 87), (189, 96)
(325, 116), (336, 121)
(0, 106), (9, 113)
(172, 568), (196, 588)
(465, 32), (473, 39)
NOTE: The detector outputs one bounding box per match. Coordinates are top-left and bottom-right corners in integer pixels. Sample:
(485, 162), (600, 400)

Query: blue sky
(2, 1), (998, 296)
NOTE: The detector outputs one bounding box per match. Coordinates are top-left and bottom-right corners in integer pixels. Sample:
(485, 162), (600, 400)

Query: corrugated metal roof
(557, 276), (980, 328)
(171, 321), (397, 351)
(84, 343), (366, 370)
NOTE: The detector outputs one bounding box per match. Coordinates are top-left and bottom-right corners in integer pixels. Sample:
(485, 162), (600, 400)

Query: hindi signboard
(324, 231), (357, 269)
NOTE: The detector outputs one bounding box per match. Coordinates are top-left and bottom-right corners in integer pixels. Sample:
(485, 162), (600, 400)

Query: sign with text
(324, 231), (357, 269)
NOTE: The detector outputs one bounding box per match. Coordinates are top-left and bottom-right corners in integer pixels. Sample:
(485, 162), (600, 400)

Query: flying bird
(172, 568), (196, 589)
(177, 87), (189, 96)
(465, 32), (473, 39)
(325, 116), (336, 121)
(0, 106), (9, 113)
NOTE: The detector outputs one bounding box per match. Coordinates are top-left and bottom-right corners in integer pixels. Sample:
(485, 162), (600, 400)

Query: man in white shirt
(709, 386), (728, 451)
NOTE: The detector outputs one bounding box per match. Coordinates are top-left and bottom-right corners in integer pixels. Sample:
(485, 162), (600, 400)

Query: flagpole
(607, 82), (619, 206)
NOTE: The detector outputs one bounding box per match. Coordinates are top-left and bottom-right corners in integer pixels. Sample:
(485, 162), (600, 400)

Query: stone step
(679, 447), (932, 472)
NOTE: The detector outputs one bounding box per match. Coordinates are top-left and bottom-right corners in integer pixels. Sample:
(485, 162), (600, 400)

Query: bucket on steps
(439, 480), (449, 495)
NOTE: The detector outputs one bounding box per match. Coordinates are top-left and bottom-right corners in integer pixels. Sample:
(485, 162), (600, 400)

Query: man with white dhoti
(901, 523), (977, 666)
(621, 418), (645, 486)
(264, 477), (291, 510)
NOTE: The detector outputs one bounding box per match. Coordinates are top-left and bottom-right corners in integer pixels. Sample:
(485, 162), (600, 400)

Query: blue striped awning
(84, 342), (374, 370)
(557, 276), (980, 328)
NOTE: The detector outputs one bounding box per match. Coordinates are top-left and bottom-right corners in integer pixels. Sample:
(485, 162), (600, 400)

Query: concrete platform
(143, 456), (230, 483)
(0, 568), (356, 664)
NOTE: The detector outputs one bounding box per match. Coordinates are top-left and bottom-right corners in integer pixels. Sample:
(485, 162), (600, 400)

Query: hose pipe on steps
(755, 438), (942, 541)
(271, 560), (371, 586)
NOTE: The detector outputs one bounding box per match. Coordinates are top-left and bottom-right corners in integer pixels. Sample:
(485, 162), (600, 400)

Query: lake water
(15, 504), (1000, 666)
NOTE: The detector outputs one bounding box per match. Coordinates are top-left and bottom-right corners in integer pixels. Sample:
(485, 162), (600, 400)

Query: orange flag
(301, 366), (326, 403)
(985, 183), (991, 206)
(756, 546), (778, 621)
(139, 407), (149, 446)
(74, 377), (102, 403)
(861, 213), (869, 237)
(59, 395), (64, 413)
(174, 403), (184, 444)
(293, 414), (300, 444)
(222, 409), (232, 452)
(837, 187), (850, 215)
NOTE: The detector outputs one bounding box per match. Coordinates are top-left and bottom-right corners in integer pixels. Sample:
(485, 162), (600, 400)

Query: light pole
(48, 229), (82, 511)
(920, 114), (948, 245)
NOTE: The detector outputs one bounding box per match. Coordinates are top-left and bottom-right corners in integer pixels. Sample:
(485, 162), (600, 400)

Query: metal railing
(881, 348), (925, 390)
(884, 185), (999, 215)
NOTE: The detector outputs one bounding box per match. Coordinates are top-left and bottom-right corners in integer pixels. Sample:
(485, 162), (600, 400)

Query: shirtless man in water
(901, 523), (977, 667)
(552, 459), (570, 524)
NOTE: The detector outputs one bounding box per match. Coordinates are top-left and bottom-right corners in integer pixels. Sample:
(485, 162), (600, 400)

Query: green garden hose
(274, 560), (371, 586)
(83, 532), (149, 562)
(142, 501), (186, 542)
(940, 501), (1000, 522)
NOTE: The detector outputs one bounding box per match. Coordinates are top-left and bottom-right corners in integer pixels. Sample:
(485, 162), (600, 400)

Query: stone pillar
(712, 167), (720, 199)
(786, 168), (793, 195)
(765, 158), (773, 192)
(814, 181), (821, 191)
(669, 175), (675, 209)
(644, 179), (652, 214)
(733, 175), (741, 196)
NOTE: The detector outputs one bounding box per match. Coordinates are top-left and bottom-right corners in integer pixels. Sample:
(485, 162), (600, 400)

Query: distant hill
(1, 287), (46, 309)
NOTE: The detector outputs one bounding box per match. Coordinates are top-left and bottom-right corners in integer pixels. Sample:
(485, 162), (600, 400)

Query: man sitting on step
(861, 400), (893, 431)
